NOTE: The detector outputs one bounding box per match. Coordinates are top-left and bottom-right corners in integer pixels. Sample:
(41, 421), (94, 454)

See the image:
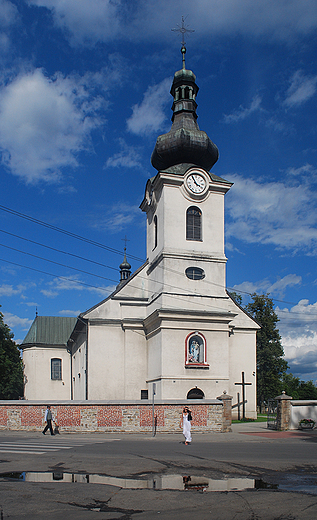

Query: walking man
(43, 405), (54, 435)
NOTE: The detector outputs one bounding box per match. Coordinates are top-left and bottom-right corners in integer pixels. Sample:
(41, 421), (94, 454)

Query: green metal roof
(21, 316), (77, 346)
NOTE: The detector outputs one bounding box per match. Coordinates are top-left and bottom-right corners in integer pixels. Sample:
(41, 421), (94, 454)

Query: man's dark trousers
(43, 420), (54, 435)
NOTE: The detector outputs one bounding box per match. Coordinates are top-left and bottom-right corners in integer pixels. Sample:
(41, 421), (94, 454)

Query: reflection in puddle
(1, 472), (316, 494)
(0, 471), (254, 491)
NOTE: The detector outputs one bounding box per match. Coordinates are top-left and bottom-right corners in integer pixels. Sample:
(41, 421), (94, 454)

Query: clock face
(186, 174), (206, 194)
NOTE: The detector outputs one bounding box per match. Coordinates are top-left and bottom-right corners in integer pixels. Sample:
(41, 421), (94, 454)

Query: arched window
(187, 387), (205, 399)
(186, 206), (202, 241)
(153, 215), (158, 250)
(51, 358), (62, 380)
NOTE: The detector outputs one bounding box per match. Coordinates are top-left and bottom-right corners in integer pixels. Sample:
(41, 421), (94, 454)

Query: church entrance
(187, 387), (204, 399)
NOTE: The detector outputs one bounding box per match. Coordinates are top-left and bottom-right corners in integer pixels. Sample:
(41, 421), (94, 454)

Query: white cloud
(27, 0), (121, 45)
(277, 299), (317, 338)
(0, 65), (121, 183)
(223, 95), (262, 123)
(276, 300), (317, 381)
(225, 171), (317, 252)
(3, 312), (33, 331)
(28, 0), (317, 44)
(105, 139), (143, 169)
(284, 70), (317, 108)
(59, 309), (81, 316)
(94, 203), (141, 233)
(275, 299), (317, 380)
(0, 283), (28, 297)
(231, 274), (302, 300)
(0, 0), (18, 27)
(0, 0), (18, 53)
(44, 276), (113, 298)
(127, 78), (171, 136)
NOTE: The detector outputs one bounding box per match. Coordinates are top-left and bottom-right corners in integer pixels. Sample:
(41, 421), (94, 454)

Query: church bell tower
(140, 45), (232, 302)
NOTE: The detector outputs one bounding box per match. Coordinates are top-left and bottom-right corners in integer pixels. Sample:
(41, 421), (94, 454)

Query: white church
(21, 46), (259, 418)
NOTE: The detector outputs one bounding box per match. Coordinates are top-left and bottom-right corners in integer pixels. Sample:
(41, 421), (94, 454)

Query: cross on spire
(172, 17), (195, 70)
(122, 235), (130, 252)
(171, 16), (195, 48)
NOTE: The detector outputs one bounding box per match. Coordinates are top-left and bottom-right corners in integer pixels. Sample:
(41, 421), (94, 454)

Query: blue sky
(0, 0), (317, 383)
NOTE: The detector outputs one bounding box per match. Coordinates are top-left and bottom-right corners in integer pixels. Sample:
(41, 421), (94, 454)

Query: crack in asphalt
(67, 498), (143, 519)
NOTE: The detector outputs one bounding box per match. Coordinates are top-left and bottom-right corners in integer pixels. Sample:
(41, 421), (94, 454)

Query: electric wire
(0, 229), (119, 273)
(0, 254), (314, 323)
(0, 257), (113, 292)
(0, 204), (315, 319)
(0, 204), (145, 263)
(0, 242), (118, 284)
(0, 204), (305, 307)
(0, 223), (304, 310)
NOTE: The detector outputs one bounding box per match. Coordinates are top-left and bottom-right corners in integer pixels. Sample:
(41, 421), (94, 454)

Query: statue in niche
(188, 336), (203, 363)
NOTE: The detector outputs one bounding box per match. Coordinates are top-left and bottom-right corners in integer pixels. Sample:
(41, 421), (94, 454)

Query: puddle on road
(1, 471), (317, 494)
(0, 471), (254, 491)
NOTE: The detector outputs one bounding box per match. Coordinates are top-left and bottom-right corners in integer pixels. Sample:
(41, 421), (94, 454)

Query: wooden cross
(234, 372), (252, 420)
(232, 393), (248, 421)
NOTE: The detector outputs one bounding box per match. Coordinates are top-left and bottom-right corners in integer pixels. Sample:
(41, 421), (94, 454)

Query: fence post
(275, 391), (292, 431)
(217, 391), (233, 432)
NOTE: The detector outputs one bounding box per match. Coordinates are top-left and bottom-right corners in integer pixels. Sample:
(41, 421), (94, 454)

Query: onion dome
(151, 46), (219, 172)
(118, 247), (131, 287)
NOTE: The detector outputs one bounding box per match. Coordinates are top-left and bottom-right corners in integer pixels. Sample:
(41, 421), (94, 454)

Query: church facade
(22, 48), (259, 418)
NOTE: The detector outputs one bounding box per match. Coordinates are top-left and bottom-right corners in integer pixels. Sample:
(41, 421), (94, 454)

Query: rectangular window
(51, 358), (62, 380)
(141, 390), (148, 399)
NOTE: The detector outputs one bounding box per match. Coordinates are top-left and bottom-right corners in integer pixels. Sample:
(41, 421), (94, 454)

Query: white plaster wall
(290, 402), (317, 429)
(72, 333), (86, 400)
(123, 328), (147, 399)
(147, 174), (227, 266)
(147, 334), (162, 399)
(229, 330), (257, 419)
(86, 323), (147, 400)
(87, 324), (125, 399)
(23, 346), (70, 400)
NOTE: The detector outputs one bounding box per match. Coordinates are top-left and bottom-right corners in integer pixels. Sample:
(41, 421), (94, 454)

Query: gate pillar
(217, 390), (233, 432)
(275, 391), (292, 431)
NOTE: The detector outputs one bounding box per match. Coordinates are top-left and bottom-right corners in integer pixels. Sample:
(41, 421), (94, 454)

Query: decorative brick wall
(0, 399), (231, 433)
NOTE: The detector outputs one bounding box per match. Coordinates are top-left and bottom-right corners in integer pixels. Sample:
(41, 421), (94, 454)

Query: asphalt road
(0, 422), (317, 519)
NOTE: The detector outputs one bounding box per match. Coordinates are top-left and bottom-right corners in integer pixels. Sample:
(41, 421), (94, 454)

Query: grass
(232, 414), (267, 424)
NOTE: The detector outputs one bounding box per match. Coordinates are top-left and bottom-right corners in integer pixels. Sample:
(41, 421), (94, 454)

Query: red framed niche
(185, 332), (209, 368)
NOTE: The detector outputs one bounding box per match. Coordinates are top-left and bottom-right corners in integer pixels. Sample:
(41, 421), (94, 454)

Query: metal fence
(267, 399), (277, 429)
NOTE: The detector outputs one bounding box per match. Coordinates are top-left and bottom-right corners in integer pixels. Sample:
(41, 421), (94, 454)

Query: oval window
(185, 267), (205, 280)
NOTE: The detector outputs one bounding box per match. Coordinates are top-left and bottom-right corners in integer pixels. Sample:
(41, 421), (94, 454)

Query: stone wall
(0, 399), (230, 433)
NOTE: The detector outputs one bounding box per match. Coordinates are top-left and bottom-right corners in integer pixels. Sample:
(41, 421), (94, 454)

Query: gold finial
(171, 16), (195, 70)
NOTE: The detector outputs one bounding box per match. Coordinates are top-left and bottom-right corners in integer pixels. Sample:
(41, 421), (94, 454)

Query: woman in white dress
(180, 407), (192, 445)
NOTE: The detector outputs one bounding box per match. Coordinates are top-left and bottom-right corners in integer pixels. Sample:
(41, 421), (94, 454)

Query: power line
(0, 204), (145, 263)
(1, 254), (316, 323)
(0, 228), (119, 273)
(0, 242), (118, 284)
(0, 222), (304, 310)
(0, 257), (113, 292)
(0, 204), (314, 313)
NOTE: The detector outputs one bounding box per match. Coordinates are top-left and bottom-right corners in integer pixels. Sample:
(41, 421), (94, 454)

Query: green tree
(228, 291), (243, 306)
(245, 293), (288, 407)
(282, 373), (317, 400)
(0, 307), (24, 399)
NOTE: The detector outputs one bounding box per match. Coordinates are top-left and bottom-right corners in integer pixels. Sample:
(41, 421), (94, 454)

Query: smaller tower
(118, 247), (131, 287)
